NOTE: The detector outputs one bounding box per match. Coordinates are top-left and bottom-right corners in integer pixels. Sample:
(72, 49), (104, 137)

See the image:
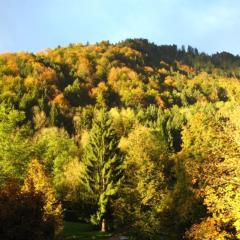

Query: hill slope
(1, 39), (240, 239)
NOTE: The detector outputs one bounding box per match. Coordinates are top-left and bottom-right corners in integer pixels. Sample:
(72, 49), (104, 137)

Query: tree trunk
(101, 218), (106, 232)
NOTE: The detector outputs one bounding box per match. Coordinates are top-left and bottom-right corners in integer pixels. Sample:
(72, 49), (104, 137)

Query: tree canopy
(1, 39), (240, 239)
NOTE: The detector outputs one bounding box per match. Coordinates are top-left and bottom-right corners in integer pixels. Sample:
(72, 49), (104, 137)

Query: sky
(1, 0), (240, 54)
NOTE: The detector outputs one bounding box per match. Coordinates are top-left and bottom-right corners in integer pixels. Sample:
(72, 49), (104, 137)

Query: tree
(64, 79), (92, 106)
(22, 159), (63, 239)
(115, 125), (171, 238)
(0, 104), (31, 186)
(0, 180), (46, 240)
(182, 106), (240, 239)
(82, 109), (123, 232)
(33, 127), (79, 195)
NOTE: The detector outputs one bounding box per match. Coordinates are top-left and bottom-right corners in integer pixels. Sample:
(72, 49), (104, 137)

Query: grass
(63, 221), (112, 240)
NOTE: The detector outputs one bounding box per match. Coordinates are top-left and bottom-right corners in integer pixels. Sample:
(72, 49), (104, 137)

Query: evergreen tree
(82, 109), (123, 232)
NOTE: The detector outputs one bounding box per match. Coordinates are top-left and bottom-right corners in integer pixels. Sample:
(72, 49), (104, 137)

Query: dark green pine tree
(83, 109), (123, 232)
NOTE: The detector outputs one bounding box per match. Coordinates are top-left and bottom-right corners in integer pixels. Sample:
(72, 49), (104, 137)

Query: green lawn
(64, 221), (112, 240)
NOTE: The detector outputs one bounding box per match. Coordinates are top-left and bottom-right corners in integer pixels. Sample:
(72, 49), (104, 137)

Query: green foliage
(82, 109), (123, 230)
(1, 39), (240, 239)
(114, 125), (172, 238)
(33, 127), (79, 195)
(0, 104), (31, 185)
(64, 79), (92, 106)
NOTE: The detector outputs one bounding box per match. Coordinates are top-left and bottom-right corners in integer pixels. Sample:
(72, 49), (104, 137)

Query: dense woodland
(1, 38), (240, 239)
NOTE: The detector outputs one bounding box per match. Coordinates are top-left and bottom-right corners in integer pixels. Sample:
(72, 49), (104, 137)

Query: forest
(1, 38), (240, 239)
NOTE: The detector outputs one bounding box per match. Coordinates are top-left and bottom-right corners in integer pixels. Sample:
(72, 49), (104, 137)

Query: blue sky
(1, 0), (240, 54)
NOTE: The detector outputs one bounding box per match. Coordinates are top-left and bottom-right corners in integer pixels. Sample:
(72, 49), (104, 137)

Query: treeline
(0, 39), (240, 239)
(122, 38), (240, 76)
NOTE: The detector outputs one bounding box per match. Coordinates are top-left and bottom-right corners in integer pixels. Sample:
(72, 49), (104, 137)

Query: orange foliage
(53, 93), (69, 107)
(158, 67), (168, 75)
(186, 217), (232, 240)
(155, 95), (165, 108)
(144, 66), (154, 73)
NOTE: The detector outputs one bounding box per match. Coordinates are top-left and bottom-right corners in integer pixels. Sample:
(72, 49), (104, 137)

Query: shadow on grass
(64, 221), (112, 240)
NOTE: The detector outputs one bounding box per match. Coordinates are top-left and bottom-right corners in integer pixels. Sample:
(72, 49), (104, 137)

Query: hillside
(1, 39), (240, 239)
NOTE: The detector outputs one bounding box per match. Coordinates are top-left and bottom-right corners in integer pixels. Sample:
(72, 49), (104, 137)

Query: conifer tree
(82, 109), (123, 232)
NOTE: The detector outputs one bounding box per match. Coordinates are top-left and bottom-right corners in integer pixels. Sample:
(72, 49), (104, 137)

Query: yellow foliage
(22, 159), (63, 236)
(123, 125), (167, 208)
(62, 158), (85, 199)
(91, 82), (108, 98)
(164, 75), (175, 86)
(24, 76), (36, 88)
(80, 130), (90, 149)
(108, 66), (139, 90)
(158, 67), (168, 75)
(76, 57), (92, 78)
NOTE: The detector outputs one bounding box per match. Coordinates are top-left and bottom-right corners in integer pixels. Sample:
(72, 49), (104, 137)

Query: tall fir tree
(82, 109), (123, 232)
